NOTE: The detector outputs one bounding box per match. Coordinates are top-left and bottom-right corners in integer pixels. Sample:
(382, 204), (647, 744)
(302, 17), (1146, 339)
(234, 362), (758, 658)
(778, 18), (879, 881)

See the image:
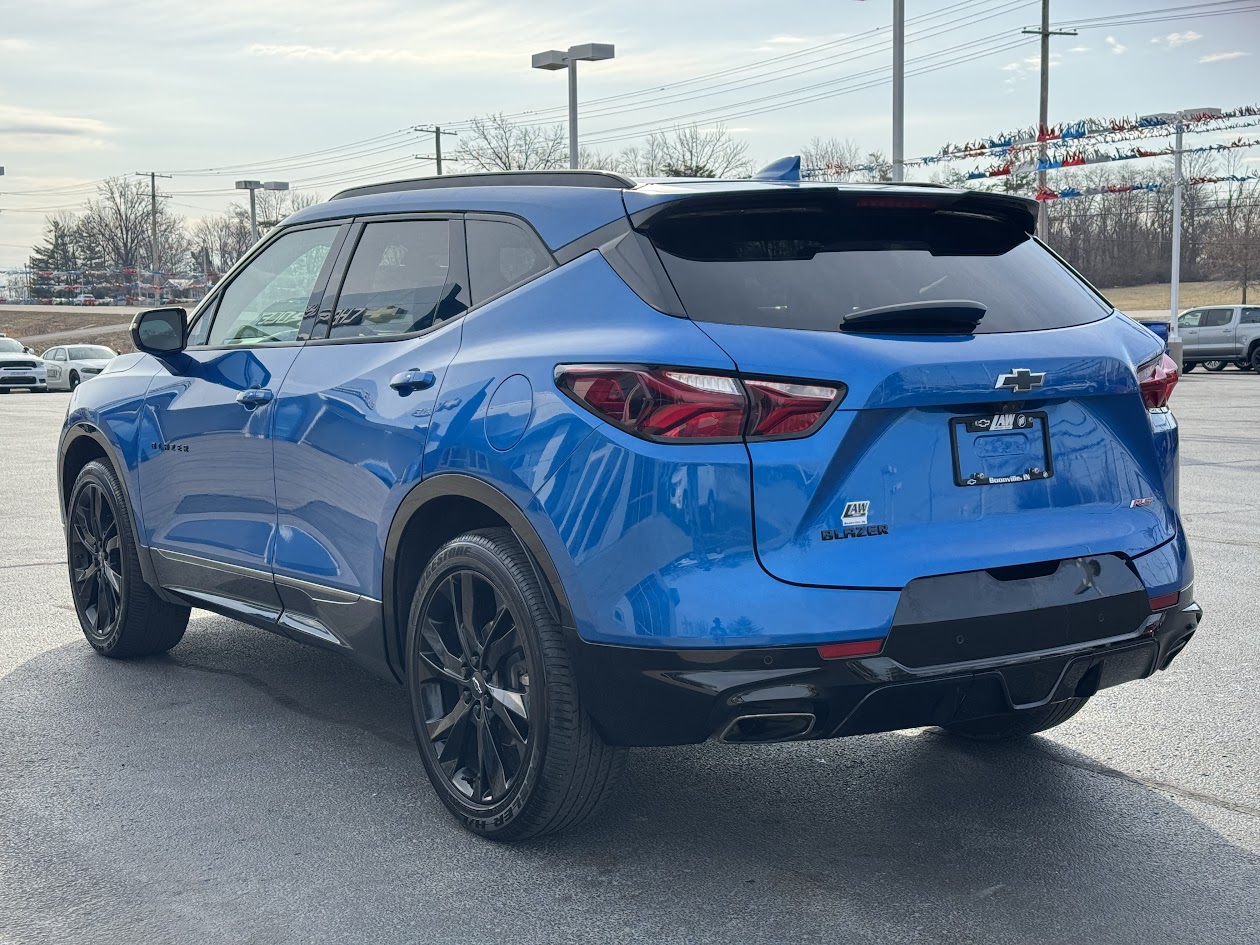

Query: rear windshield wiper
(840, 299), (987, 335)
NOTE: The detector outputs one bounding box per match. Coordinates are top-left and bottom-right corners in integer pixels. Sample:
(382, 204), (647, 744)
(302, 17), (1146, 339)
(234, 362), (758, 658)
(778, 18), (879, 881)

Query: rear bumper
(568, 585), (1202, 746)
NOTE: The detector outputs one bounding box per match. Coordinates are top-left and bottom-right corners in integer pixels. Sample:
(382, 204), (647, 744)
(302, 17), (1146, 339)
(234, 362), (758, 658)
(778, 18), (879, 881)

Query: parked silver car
(0, 336), (48, 392)
(40, 344), (116, 390)
(1179, 305), (1260, 371)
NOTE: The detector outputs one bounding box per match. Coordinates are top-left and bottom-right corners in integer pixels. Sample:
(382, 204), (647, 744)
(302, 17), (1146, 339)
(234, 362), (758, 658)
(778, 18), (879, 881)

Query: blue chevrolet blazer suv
(57, 167), (1201, 839)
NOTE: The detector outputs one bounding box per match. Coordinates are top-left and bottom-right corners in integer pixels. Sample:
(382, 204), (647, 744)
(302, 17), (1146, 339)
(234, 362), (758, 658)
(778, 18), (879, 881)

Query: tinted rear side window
(643, 195), (1112, 334)
(466, 219), (550, 305)
(1243, 308), (1260, 324)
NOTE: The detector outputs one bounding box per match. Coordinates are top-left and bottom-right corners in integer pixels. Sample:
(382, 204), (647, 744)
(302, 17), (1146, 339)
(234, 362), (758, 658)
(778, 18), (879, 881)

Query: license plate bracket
(950, 410), (1053, 487)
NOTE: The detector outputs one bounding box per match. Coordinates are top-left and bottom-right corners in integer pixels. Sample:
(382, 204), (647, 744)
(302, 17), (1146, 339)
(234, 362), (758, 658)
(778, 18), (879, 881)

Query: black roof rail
(331, 169), (637, 200)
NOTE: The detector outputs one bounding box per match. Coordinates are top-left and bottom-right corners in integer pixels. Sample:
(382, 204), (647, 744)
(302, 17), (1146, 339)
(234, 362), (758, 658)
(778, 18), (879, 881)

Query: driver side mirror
(132, 307), (187, 355)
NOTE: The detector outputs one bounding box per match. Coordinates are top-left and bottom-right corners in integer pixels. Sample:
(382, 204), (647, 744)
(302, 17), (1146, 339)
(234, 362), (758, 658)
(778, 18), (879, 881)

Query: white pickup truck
(1179, 305), (1260, 372)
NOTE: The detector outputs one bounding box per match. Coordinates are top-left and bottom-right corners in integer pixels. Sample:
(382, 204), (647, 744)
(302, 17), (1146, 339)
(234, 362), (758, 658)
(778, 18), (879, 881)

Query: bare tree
(645, 124), (751, 177)
(800, 137), (863, 180)
(76, 177), (151, 270)
(456, 113), (567, 171)
(252, 189), (320, 232)
(1216, 165), (1260, 303)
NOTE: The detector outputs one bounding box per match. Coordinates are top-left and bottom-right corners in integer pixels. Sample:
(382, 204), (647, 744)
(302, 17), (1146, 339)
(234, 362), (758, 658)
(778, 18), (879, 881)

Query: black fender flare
(381, 473), (577, 677)
(59, 423), (169, 598)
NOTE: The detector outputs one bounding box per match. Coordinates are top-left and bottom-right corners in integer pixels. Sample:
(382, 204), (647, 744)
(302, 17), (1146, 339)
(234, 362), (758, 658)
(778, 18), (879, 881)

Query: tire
(1236, 361), (1252, 372)
(405, 528), (624, 840)
(1182, 361), (1197, 373)
(1203, 360), (1228, 372)
(1251, 348), (1260, 372)
(68, 371), (80, 390)
(66, 460), (190, 657)
(939, 697), (1089, 741)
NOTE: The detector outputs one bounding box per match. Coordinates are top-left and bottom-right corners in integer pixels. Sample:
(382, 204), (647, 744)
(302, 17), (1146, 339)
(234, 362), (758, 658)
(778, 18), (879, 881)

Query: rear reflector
(556, 365), (843, 442)
(1137, 353), (1179, 409)
(817, 638), (884, 660)
(1149, 592), (1180, 611)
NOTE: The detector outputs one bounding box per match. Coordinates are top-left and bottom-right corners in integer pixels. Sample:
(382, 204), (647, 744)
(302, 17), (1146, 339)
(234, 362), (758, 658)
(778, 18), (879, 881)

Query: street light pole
(532, 43), (615, 170)
(1169, 120), (1185, 356)
(235, 180), (289, 243)
(1153, 107), (1221, 370)
(568, 60), (580, 169)
(892, 0), (904, 182)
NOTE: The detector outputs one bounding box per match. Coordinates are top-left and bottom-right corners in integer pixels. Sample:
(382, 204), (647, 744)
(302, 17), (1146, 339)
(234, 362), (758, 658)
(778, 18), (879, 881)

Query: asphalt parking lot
(1, 375), (1257, 945)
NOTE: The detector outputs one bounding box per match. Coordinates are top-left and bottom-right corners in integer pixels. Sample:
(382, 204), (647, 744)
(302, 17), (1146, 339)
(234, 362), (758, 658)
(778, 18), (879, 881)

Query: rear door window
(327, 220), (463, 339)
(1199, 308), (1234, 328)
(641, 194), (1113, 334)
(1242, 308), (1260, 324)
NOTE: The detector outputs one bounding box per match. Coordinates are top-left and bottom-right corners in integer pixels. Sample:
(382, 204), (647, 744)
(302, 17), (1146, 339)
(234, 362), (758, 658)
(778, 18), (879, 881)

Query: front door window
(202, 227), (341, 347)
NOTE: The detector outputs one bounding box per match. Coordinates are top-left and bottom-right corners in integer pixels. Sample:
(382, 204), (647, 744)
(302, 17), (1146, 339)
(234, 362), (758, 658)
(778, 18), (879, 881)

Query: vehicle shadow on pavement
(2, 614), (1257, 945)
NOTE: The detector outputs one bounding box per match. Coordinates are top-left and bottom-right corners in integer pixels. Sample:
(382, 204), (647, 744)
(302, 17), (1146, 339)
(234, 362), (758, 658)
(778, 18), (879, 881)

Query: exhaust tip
(719, 712), (816, 744)
(1159, 631), (1195, 670)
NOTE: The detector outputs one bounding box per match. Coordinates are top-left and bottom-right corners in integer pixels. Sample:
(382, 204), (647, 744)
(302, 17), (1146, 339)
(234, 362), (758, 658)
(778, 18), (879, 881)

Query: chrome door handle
(389, 370), (436, 394)
(236, 388), (274, 408)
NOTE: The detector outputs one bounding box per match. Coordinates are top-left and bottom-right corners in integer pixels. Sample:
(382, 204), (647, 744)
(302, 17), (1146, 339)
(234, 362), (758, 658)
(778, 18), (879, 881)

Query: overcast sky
(1, 0), (1258, 268)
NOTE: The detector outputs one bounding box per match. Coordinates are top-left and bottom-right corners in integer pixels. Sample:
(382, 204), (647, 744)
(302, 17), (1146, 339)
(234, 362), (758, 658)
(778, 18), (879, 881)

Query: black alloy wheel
(406, 529), (624, 840)
(66, 460), (189, 657)
(68, 480), (124, 642)
(413, 568), (534, 808)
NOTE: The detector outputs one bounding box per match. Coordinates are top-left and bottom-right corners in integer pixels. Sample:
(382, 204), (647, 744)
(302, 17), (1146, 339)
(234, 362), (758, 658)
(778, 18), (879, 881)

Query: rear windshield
(642, 195), (1112, 334)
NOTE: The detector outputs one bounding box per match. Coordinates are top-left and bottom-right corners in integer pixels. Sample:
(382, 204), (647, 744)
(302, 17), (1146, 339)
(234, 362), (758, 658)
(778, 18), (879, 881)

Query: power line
(163, 128), (418, 175)
(463, 0), (1039, 132)
(583, 34), (1038, 145)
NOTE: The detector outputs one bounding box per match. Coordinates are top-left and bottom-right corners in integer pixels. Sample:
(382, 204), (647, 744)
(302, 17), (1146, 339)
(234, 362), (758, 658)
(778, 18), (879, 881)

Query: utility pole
(415, 126), (458, 174)
(135, 171), (171, 306)
(1023, 1), (1076, 240)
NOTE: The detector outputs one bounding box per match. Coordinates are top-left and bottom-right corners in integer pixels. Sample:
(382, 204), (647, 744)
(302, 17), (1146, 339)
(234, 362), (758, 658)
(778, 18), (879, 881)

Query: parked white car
(41, 344), (117, 391)
(0, 336), (48, 392)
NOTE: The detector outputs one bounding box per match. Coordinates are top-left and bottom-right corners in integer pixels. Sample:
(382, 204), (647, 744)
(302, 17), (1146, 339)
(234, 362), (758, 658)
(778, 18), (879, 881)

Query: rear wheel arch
(383, 475), (575, 679)
(1246, 338), (1260, 361)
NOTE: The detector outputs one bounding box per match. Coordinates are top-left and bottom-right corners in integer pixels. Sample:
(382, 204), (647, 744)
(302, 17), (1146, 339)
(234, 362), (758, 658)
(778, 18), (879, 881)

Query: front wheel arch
(383, 475), (576, 681)
(59, 425), (168, 599)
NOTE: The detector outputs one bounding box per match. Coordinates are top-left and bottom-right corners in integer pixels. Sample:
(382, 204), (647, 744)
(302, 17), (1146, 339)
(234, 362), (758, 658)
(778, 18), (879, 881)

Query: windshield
(644, 195), (1113, 334)
(0, 338), (25, 353)
(68, 345), (116, 360)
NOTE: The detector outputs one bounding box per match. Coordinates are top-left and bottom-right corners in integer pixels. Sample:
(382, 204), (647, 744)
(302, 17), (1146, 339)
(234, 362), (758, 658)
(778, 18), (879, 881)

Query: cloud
(245, 43), (423, 65)
(0, 106), (111, 151)
(765, 35), (810, 45)
(0, 38), (33, 53)
(1105, 36), (1127, 55)
(1000, 53), (1061, 86)
(1068, 45), (1090, 54)
(1151, 30), (1202, 48)
(1199, 50), (1250, 63)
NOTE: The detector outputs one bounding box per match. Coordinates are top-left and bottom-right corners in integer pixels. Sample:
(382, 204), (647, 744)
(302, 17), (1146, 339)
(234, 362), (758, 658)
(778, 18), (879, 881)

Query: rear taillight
(555, 365), (844, 442)
(1137, 353), (1178, 409)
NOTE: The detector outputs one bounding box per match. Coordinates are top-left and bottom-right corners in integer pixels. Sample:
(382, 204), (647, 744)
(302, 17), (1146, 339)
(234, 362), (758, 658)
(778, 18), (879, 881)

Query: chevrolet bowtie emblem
(995, 368), (1046, 394)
